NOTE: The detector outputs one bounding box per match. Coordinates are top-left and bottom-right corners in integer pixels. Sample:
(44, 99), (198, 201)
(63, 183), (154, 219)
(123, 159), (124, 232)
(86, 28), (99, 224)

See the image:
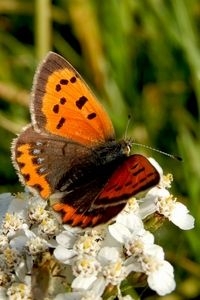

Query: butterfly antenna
(124, 114), (132, 140)
(132, 142), (182, 161)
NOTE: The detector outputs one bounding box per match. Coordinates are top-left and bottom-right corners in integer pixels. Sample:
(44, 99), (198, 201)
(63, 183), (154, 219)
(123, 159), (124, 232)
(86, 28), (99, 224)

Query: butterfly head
(122, 138), (133, 155)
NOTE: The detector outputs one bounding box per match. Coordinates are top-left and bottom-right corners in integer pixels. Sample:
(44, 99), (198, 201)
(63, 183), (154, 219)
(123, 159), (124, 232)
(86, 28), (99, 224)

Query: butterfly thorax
(93, 139), (131, 166)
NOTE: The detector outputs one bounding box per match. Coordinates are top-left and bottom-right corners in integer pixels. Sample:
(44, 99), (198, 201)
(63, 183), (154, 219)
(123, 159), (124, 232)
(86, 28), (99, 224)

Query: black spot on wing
(18, 162), (25, 169)
(76, 96), (88, 109)
(60, 79), (68, 85)
(55, 84), (61, 92)
(32, 183), (43, 193)
(56, 117), (66, 129)
(70, 76), (77, 83)
(24, 173), (30, 181)
(60, 97), (67, 104)
(53, 104), (59, 114)
(16, 150), (23, 158)
(87, 112), (97, 120)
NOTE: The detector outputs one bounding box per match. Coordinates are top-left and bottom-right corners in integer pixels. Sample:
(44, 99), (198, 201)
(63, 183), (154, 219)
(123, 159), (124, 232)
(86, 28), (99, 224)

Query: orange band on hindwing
(15, 144), (51, 199)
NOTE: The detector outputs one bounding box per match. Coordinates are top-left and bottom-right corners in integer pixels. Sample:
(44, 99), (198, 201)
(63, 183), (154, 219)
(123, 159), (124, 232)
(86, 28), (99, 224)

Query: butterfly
(12, 52), (160, 228)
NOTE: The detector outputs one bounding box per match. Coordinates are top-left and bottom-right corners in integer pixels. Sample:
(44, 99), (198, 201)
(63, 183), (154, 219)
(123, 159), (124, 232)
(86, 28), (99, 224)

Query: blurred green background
(0, 0), (199, 299)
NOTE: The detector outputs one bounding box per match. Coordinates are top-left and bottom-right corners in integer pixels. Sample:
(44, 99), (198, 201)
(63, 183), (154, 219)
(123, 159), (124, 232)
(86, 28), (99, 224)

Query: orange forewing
(32, 52), (115, 146)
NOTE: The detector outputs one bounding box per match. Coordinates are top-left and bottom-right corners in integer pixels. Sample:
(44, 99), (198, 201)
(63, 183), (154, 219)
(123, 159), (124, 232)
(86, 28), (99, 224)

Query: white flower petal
(116, 213), (144, 232)
(15, 260), (27, 281)
(10, 235), (28, 251)
(169, 202), (195, 230)
(138, 196), (157, 219)
(143, 244), (164, 260)
(148, 186), (170, 199)
(72, 275), (97, 290)
(98, 247), (120, 264)
(22, 226), (36, 239)
(54, 245), (76, 263)
(62, 224), (83, 234)
(90, 277), (106, 296)
(147, 261), (175, 296)
(7, 195), (27, 214)
(138, 231), (155, 252)
(109, 223), (131, 243)
(102, 230), (122, 248)
(124, 257), (143, 273)
(139, 187), (170, 219)
(56, 231), (77, 248)
(148, 158), (163, 176)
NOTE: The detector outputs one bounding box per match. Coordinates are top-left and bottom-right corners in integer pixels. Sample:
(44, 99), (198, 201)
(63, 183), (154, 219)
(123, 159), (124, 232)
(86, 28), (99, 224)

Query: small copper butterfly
(12, 52), (160, 228)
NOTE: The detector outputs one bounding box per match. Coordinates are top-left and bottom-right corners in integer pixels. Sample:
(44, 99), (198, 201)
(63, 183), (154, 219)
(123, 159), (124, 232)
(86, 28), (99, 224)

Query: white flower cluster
(0, 160), (194, 299)
(0, 194), (61, 299)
